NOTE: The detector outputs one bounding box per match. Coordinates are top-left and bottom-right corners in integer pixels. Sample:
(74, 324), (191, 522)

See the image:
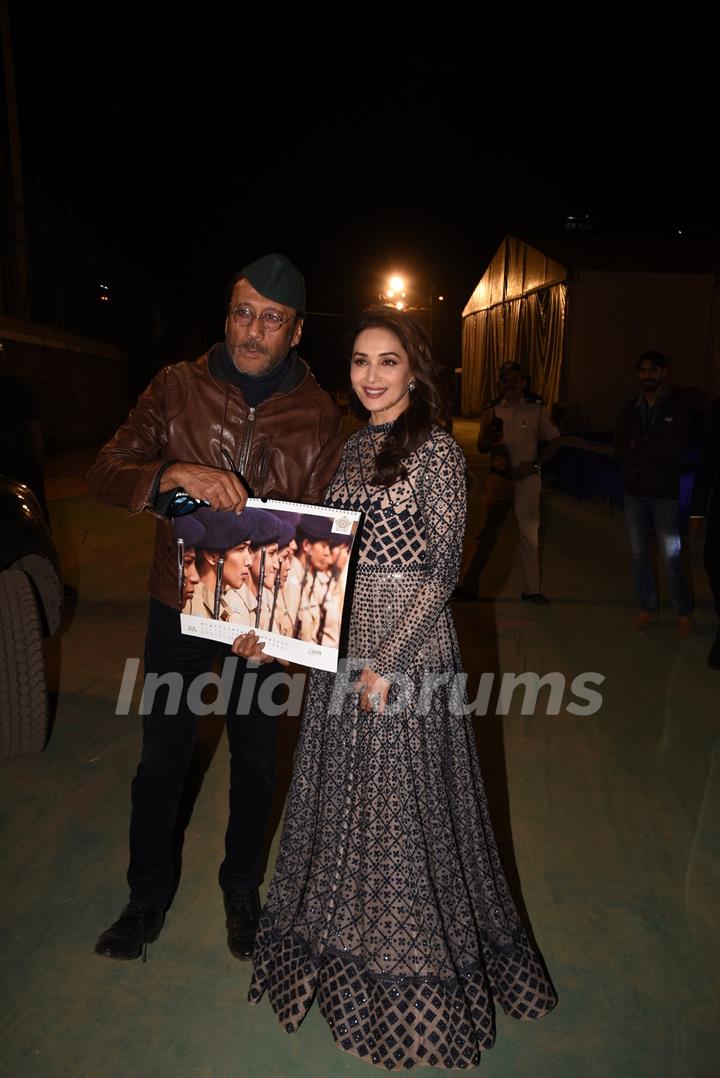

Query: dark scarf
(210, 343), (303, 407)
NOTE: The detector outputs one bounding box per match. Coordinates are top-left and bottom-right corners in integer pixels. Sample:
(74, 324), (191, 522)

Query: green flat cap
(241, 252), (305, 312)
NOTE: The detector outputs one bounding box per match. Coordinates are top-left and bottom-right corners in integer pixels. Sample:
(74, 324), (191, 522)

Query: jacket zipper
(228, 360), (312, 482)
(237, 407), (256, 477)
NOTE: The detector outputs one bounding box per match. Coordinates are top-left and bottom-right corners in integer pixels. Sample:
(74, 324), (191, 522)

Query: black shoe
(452, 585), (478, 601)
(708, 632), (720, 671)
(521, 592), (550, 605)
(224, 889), (261, 960)
(94, 901), (165, 961)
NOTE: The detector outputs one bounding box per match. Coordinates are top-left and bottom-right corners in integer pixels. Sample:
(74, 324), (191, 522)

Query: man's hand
(161, 463), (248, 513)
(688, 517), (706, 540)
(355, 667), (391, 715)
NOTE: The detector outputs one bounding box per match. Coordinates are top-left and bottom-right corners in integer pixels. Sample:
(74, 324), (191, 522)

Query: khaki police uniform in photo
(271, 586), (295, 637)
(297, 570), (324, 643)
(462, 399), (559, 595)
(262, 586), (291, 633)
(283, 557), (304, 630)
(257, 585), (276, 632)
(185, 581), (216, 619)
(223, 582), (257, 627)
(319, 575), (343, 648)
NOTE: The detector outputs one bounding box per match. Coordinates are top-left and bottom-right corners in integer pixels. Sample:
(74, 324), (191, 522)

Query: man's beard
(227, 339), (285, 377)
(642, 378), (659, 391)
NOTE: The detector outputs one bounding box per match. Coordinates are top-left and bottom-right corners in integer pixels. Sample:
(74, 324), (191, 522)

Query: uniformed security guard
(458, 363), (561, 603)
(490, 360), (545, 407)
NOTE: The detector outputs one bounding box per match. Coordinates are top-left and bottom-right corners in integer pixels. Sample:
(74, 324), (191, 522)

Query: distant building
(460, 235), (720, 431)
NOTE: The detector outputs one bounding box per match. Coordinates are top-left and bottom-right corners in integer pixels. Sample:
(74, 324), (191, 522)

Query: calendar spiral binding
(246, 498), (360, 535)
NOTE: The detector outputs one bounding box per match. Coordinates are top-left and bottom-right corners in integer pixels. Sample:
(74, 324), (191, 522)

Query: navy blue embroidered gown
(249, 423), (557, 1069)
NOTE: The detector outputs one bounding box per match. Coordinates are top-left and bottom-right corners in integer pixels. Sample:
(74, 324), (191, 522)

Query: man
(689, 399), (720, 667)
(87, 253), (343, 962)
(457, 363), (561, 603)
(490, 360), (545, 406)
(615, 351), (694, 634)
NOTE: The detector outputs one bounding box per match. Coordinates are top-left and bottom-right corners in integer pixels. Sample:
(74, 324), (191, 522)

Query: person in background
(456, 363), (560, 604)
(615, 351), (694, 634)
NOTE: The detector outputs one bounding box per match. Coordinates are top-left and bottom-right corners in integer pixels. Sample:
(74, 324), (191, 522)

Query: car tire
(0, 569), (49, 759)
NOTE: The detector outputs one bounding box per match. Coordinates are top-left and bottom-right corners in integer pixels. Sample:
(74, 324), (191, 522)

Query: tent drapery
(461, 283), (567, 416)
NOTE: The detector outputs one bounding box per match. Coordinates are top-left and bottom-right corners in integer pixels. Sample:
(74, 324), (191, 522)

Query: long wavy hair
(349, 308), (451, 486)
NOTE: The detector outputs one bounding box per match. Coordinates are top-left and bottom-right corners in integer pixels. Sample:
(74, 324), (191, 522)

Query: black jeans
(127, 599), (280, 911)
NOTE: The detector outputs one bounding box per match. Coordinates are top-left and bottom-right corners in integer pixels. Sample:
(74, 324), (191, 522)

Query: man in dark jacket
(615, 351), (693, 633)
(689, 399), (720, 668)
(87, 253), (343, 962)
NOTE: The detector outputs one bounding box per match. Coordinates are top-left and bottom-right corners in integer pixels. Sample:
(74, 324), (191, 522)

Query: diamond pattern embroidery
(248, 425), (557, 1067)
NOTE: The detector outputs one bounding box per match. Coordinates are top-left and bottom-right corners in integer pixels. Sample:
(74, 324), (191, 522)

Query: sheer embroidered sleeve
(372, 429), (467, 677)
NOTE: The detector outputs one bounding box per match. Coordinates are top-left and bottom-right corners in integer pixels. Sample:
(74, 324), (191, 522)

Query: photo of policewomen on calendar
(171, 500), (361, 671)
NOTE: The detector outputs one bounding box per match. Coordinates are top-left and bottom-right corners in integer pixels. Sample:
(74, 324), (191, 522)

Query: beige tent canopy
(461, 235), (720, 431)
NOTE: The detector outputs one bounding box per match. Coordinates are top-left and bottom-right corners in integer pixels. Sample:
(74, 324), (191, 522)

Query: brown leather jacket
(87, 351), (344, 608)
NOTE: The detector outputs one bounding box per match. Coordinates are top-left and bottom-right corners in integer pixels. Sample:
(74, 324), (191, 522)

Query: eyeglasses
(228, 305), (297, 332)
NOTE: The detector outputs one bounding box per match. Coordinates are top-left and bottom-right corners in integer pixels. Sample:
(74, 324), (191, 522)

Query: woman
(247, 310), (557, 1069)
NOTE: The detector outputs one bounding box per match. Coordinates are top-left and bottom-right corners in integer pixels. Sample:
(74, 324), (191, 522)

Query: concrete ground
(1, 421), (718, 1078)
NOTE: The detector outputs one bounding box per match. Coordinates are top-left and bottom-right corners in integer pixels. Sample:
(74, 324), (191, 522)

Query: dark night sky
(7, 6), (719, 375)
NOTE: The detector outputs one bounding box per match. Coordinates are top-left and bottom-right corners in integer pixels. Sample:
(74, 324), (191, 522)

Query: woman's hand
(231, 631), (273, 663)
(230, 632), (291, 667)
(355, 667), (391, 714)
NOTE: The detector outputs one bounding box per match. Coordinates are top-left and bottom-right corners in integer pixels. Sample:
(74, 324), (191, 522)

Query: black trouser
(705, 509), (720, 622)
(127, 599), (280, 912)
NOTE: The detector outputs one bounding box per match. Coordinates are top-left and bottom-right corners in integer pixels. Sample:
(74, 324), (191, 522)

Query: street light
(379, 274), (407, 310)
(377, 273), (443, 337)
